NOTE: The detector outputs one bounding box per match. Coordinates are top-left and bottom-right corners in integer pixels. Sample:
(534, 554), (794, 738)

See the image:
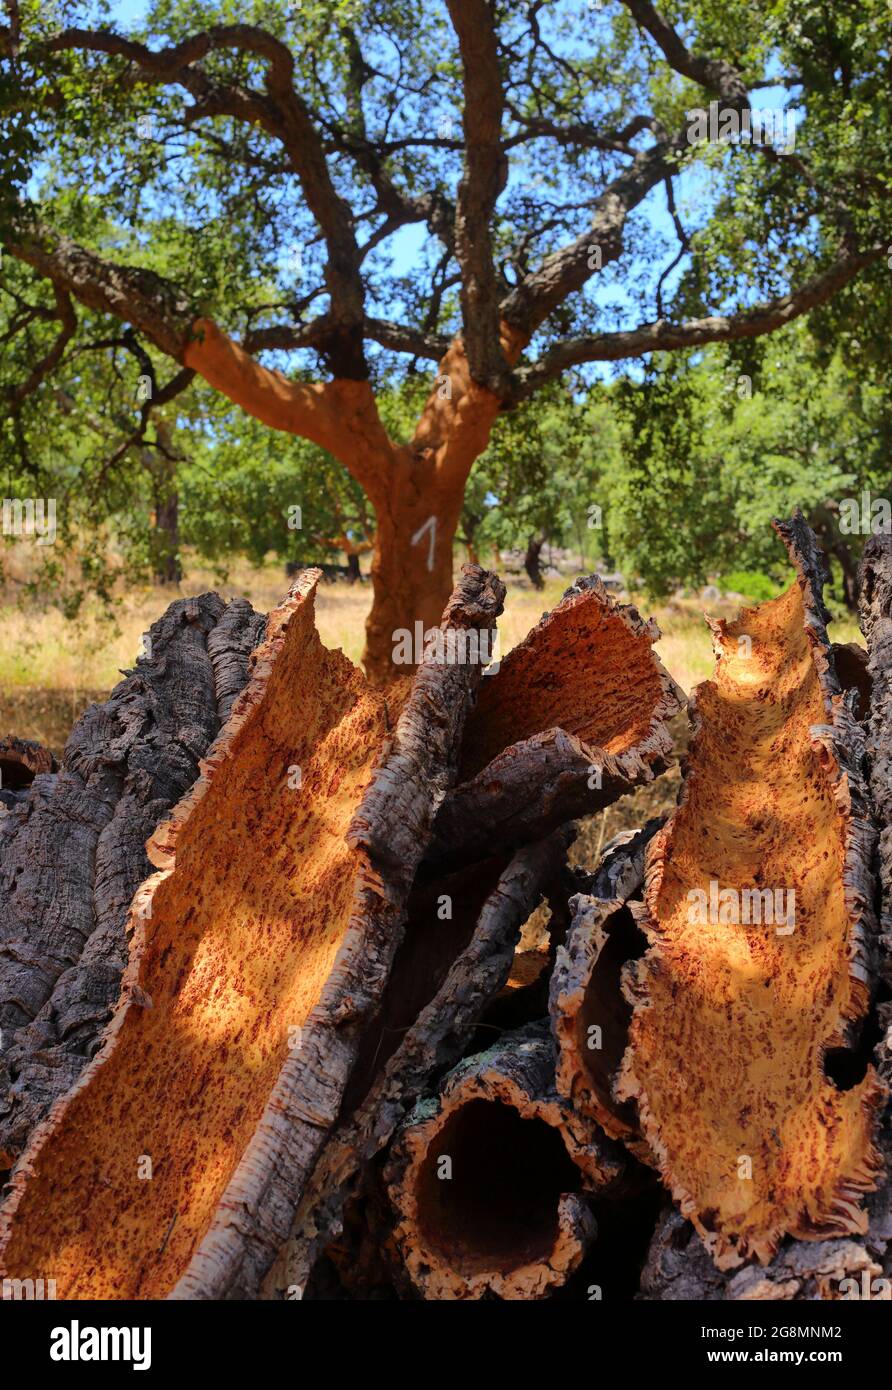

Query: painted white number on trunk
(411, 515), (437, 572)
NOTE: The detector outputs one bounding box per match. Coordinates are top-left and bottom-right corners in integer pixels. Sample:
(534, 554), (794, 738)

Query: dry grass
(0, 558), (863, 760)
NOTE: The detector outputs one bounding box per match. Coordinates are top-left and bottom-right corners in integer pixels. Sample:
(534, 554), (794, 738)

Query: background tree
(459, 386), (616, 585)
(1, 0), (888, 677)
(604, 319), (892, 607)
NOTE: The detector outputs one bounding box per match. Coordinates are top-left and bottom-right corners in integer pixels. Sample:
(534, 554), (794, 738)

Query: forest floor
(0, 556), (861, 871)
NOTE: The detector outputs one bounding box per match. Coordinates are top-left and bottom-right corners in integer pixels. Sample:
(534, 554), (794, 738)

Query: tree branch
(20, 25), (369, 375)
(655, 175), (691, 318)
(506, 248), (882, 399)
(242, 316), (449, 361)
(5, 224), (394, 489)
(7, 221), (197, 359)
(500, 134), (681, 334)
(446, 0), (510, 388)
(86, 362), (196, 492)
(499, 3), (754, 339)
(330, 25), (456, 261)
(182, 319), (395, 498)
(363, 318), (451, 362)
(620, 0), (749, 104)
(3, 285), (76, 408)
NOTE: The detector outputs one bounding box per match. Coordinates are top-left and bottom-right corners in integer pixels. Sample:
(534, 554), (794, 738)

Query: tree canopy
(1, 0), (889, 664)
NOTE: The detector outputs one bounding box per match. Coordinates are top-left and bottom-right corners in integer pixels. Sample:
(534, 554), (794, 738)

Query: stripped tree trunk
(182, 320), (522, 683)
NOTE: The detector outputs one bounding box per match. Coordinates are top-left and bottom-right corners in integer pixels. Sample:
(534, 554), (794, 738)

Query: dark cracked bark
(860, 534), (892, 1045)
(550, 821), (662, 1161)
(270, 828), (573, 1296)
(0, 594), (264, 1169)
(0, 738), (55, 809)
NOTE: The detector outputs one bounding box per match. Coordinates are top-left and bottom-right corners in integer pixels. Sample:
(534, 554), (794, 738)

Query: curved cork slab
(275, 831), (571, 1293)
(385, 1024), (623, 1300)
(0, 736), (55, 795)
(0, 596), (264, 1170)
(0, 565), (505, 1298)
(429, 576), (683, 868)
(617, 512), (885, 1269)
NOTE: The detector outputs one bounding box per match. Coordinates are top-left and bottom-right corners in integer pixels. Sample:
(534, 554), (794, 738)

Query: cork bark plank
(0, 565), (504, 1300)
(0, 595), (263, 1170)
(638, 534), (892, 1301)
(550, 821), (661, 1157)
(428, 576), (684, 870)
(273, 829), (572, 1295)
(617, 512), (884, 1270)
(384, 1021), (624, 1299)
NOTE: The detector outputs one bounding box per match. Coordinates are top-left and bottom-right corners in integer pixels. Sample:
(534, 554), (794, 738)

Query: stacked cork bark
(1, 512), (890, 1301)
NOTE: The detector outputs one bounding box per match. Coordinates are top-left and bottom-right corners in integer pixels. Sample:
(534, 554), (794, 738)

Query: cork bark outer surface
(550, 822), (659, 1156)
(0, 595), (263, 1170)
(428, 576), (684, 870)
(617, 511), (884, 1270)
(274, 830), (572, 1294)
(859, 534), (892, 1070)
(0, 565), (504, 1299)
(385, 1023), (623, 1300)
(0, 736), (55, 798)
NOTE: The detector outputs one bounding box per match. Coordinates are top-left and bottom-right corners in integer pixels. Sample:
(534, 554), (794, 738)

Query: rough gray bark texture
(0, 594), (264, 1167)
(860, 534), (892, 1074)
(0, 738), (55, 810)
(383, 1020), (625, 1299)
(271, 829), (573, 1295)
(550, 821), (661, 1159)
